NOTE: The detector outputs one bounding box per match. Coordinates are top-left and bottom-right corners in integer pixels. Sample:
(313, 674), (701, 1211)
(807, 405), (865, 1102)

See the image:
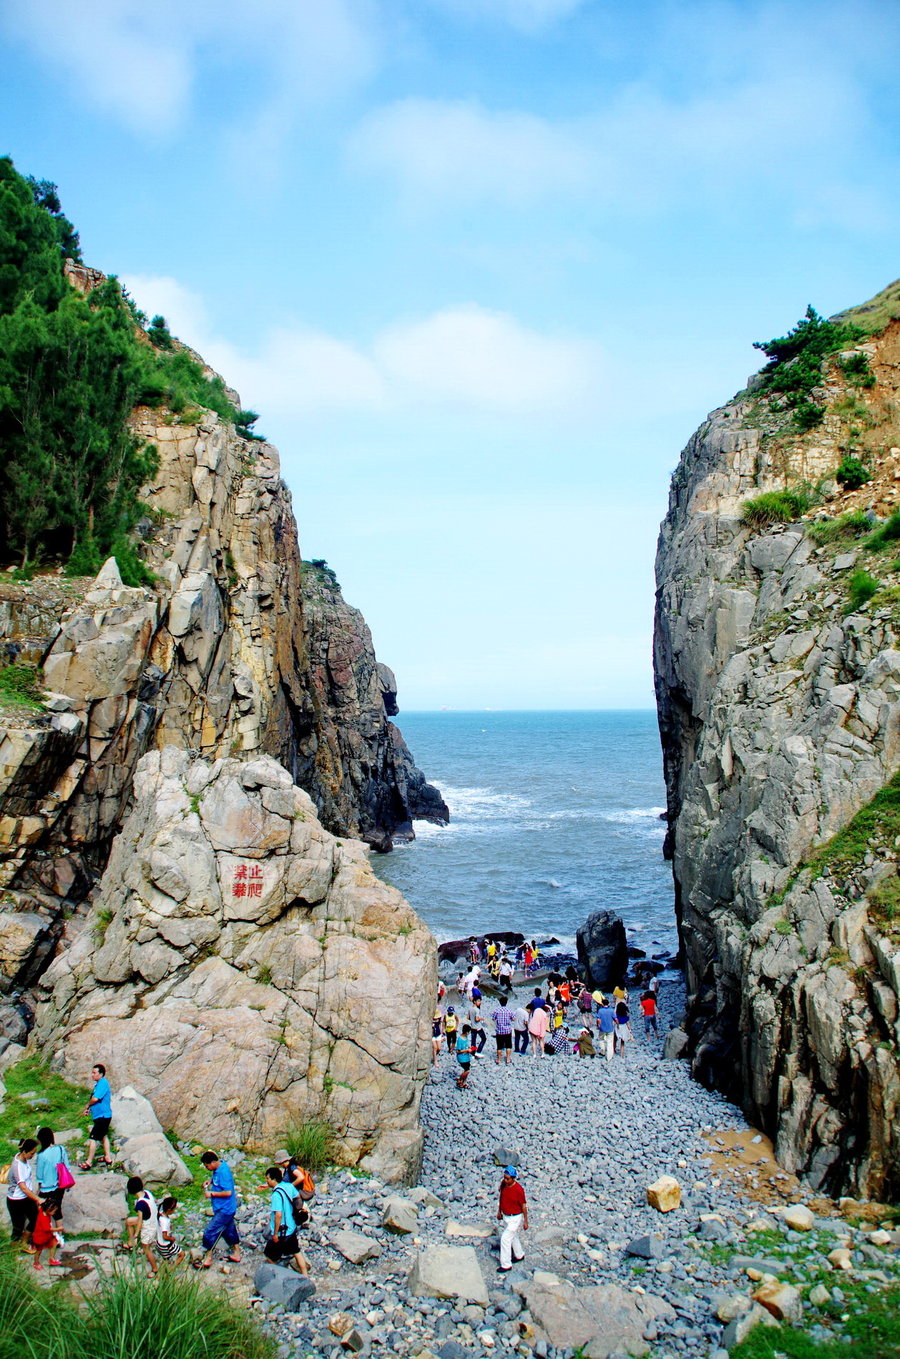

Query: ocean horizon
(372, 709), (677, 957)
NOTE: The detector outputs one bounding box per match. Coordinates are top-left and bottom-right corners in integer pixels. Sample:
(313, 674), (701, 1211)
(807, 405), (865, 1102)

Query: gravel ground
(164, 976), (897, 1359)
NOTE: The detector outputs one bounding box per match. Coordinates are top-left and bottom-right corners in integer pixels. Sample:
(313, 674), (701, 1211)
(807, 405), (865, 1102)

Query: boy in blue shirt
(263, 1166), (311, 1276)
(79, 1063), (113, 1169)
(197, 1151), (241, 1268)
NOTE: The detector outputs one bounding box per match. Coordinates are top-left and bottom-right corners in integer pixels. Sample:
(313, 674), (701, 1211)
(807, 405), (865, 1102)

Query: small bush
(836, 456), (871, 490)
(868, 874), (900, 931)
(847, 569), (879, 610)
(836, 350), (876, 388)
(793, 399), (825, 431)
(740, 489), (811, 530)
(0, 663), (45, 709)
(285, 1117), (334, 1174)
(866, 511), (900, 551)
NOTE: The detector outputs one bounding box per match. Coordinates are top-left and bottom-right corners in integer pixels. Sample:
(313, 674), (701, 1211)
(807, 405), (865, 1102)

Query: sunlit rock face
(34, 748), (436, 1182)
(655, 317), (900, 1198)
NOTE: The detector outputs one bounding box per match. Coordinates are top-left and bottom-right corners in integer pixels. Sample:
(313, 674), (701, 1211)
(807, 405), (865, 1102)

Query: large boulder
(517, 1275), (676, 1358)
(408, 1246), (489, 1306)
(330, 1229), (382, 1264)
(110, 1086), (163, 1139)
(116, 1132), (193, 1187)
(64, 1171), (129, 1236)
(253, 1262), (316, 1309)
(576, 910), (628, 990)
(34, 749), (437, 1181)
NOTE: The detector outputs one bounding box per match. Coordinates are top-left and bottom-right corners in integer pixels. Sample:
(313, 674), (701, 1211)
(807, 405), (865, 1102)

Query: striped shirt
(492, 1005), (514, 1035)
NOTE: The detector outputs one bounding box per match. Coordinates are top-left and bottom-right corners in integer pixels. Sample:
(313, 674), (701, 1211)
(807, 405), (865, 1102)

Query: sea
(371, 710), (677, 958)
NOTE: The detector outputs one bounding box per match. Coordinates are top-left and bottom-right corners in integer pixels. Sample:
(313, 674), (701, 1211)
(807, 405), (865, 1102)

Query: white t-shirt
(6, 1156), (34, 1201)
(156, 1211), (172, 1246)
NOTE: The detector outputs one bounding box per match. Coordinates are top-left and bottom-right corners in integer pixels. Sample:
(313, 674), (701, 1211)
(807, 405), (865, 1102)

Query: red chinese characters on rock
(232, 863), (264, 899)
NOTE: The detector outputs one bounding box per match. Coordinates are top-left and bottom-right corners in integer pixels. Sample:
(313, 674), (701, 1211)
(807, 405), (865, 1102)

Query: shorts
(496, 1033), (512, 1050)
(456, 1056), (471, 1069)
(90, 1117), (111, 1141)
(140, 1223), (156, 1246)
(156, 1237), (181, 1259)
(264, 1232), (299, 1261)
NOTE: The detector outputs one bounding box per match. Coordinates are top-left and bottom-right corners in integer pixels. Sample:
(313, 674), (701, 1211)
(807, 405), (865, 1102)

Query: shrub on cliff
(836, 455), (871, 490)
(846, 568), (879, 611)
(753, 304), (866, 429)
(740, 488), (812, 529)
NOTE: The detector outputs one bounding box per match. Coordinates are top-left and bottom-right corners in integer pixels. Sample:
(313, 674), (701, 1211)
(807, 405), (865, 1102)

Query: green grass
(803, 770), (900, 884)
(741, 489), (813, 530)
(868, 874), (900, 935)
(0, 1056), (90, 1163)
(731, 1283), (900, 1359)
(836, 455), (871, 490)
(834, 278), (900, 335)
(0, 1247), (275, 1359)
(774, 918), (795, 935)
(866, 511), (900, 552)
(847, 568), (880, 610)
(808, 511), (872, 547)
(0, 663), (45, 710)
(285, 1118), (333, 1175)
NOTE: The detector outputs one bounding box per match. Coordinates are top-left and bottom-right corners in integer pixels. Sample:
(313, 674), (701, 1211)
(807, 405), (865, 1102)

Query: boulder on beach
(576, 910), (628, 989)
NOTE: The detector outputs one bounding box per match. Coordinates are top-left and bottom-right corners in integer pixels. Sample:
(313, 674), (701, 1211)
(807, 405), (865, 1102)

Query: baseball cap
(504, 1165), (518, 1177)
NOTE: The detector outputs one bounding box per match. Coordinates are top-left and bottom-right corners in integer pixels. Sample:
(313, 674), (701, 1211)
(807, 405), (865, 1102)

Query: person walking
(273, 1149), (313, 1228)
(528, 1000), (549, 1057)
(197, 1151), (241, 1267)
(512, 1002), (530, 1055)
(79, 1063), (113, 1170)
(491, 998), (515, 1065)
(155, 1195), (186, 1266)
(444, 1006), (459, 1053)
(639, 990), (659, 1035)
(125, 1176), (159, 1277)
(596, 999), (615, 1061)
(496, 1166), (527, 1273)
(468, 995), (487, 1056)
(35, 1127), (73, 1233)
(614, 999), (633, 1056)
(263, 1167), (311, 1275)
(6, 1139), (41, 1249)
(431, 1008), (444, 1066)
(455, 1023), (475, 1089)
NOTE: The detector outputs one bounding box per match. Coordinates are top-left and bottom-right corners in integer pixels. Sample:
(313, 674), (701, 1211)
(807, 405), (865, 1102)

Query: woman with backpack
(273, 1150), (314, 1228)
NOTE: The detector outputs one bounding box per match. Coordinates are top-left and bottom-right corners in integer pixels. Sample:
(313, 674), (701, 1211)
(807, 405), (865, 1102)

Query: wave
(600, 806), (667, 826)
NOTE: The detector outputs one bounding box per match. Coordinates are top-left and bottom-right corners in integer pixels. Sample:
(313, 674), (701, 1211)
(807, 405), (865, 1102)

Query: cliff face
(0, 284), (446, 1172)
(34, 749), (435, 1182)
(655, 306), (900, 1198)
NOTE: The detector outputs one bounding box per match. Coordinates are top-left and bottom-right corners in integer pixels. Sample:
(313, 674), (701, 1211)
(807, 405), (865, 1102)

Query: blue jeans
(514, 1029), (529, 1053)
(202, 1208), (240, 1251)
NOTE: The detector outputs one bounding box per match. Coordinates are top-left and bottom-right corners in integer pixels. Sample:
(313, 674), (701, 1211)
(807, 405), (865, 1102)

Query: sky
(1, 0), (899, 710)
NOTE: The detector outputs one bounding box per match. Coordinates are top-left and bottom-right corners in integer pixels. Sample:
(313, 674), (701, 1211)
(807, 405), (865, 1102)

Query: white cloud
(122, 275), (600, 418)
(375, 304), (597, 408)
(349, 98), (589, 205)
(1, 0), (193, 134)
(349, 58), (882, 217)
(1, 0), (377, 136)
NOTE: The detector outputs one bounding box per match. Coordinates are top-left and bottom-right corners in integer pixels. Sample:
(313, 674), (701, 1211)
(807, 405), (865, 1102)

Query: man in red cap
(496, 1165), (527, 1272)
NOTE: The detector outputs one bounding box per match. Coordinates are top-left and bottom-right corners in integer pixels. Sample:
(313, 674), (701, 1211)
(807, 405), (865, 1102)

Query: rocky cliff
(33, 749), (435, 1181)
(655, 287), (900, 1198)
(0, 271), (446, 1175)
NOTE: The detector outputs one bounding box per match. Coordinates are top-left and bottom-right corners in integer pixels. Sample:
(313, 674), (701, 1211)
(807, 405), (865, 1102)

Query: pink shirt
(528, 1007), (549, 1038)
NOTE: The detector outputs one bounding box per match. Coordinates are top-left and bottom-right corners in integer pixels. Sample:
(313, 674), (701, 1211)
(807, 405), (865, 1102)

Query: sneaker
(497, 1265), (511, 1273)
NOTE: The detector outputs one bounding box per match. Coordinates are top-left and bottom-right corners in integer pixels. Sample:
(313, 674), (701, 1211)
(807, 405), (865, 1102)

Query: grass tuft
(740, 489), (812, 530)
(808, 511), (871, 547)
(846, 568), (879, 611)
(284, 1118), (334, 1175)
(0, 664), (45, 710)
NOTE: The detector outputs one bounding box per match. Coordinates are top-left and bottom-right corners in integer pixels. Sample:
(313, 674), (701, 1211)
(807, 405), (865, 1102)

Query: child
(455, 1023), (474, 1089)
(31, 1197), (64, 1270)
(639, 990), (658, 1035)
(155, 1196), (185, 1266)
(124, 1175), (159, 1276)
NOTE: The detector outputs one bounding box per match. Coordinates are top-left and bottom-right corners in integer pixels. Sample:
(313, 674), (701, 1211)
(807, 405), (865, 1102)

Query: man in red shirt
(496, 1166), (528, 1272)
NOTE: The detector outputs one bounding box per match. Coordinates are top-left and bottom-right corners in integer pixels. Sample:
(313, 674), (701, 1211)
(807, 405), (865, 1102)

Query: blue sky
(2, 0), (898, 709)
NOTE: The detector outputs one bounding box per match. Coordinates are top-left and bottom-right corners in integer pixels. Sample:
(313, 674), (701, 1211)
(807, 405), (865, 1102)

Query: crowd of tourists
(4, 1063), (317, 1281)
(434, 938), (662, 1090)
